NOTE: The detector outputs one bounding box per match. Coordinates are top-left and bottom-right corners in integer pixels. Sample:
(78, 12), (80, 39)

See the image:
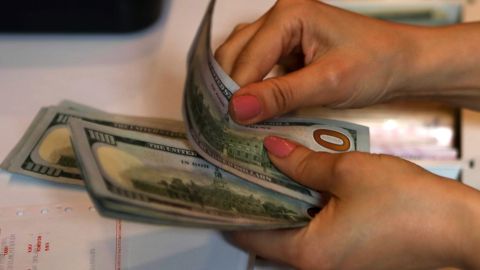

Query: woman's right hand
(231, 136), (480, 269)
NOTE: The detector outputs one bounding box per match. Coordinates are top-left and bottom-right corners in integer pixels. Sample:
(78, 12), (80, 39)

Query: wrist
(388, 23), (480, 102)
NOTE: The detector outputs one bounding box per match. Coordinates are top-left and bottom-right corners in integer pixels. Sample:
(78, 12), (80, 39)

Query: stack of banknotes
(1, 0), (369, 230)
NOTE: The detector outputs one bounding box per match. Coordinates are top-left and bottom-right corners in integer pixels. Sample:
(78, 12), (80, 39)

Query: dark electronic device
(0, 0), (164, 33)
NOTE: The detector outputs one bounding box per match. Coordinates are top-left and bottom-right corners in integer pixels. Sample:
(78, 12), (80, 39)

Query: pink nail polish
(263, 136), (297, 158)
(230, 95), (261, 121)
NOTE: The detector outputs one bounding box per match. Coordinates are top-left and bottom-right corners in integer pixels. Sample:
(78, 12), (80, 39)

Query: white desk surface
(1, 0), (479, 269)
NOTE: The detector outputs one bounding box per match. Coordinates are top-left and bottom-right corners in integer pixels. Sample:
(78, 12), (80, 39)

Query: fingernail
(230, 95), (261, 121)
(263, 136), (297, 158)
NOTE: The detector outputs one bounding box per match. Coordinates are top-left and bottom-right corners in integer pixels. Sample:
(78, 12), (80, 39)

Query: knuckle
(369, 153), (398, 169)
(292, 151), (317, 181)
(321, 62), (349, 91)
(318, 60), (357, 106)
(372, 153), (391, 161)
(214, 44), (229, 62)
(233, 23), (248, 33)
(331, 152), (363, 179)
(266, 77), (295, 114)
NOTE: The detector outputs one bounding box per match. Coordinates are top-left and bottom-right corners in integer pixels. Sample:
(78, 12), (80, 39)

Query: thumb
(229, 60), (350, 125)
(263, 135), (349, 195)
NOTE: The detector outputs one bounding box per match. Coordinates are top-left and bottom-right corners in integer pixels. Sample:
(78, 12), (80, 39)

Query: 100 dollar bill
(69, 119), (318, 229)
(1, 103), (185, 185)
(183, 0), (370, 205)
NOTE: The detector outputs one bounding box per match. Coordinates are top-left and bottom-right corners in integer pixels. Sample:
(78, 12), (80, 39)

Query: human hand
(215, 0), (421, 124)
(231, 136), (480, 269)
(216, 0), (480, 123)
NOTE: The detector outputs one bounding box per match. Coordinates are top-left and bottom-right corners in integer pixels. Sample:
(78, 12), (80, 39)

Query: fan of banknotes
(1, 0), (369, 230)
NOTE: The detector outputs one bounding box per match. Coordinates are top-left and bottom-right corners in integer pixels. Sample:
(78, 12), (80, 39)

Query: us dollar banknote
(69, 119), (318, 229)
(1, 102), (185, 185)
(183, 0), (370, 205)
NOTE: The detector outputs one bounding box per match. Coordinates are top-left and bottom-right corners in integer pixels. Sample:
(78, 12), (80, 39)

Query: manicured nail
(230, 95), (261, 121)
(263, 136), (297, 158)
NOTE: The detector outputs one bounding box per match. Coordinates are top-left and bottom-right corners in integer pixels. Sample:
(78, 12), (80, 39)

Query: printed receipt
(0, 203), (119, 270)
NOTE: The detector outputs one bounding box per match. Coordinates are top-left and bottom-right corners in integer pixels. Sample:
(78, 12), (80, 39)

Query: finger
(230, 15), (301, 86)
(229, 57), (350, 124)
(263, 136), (346, 194)
(228, 23), (249, 37)
(230, 229), (304, 267)
(215, 15), (268, 76)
